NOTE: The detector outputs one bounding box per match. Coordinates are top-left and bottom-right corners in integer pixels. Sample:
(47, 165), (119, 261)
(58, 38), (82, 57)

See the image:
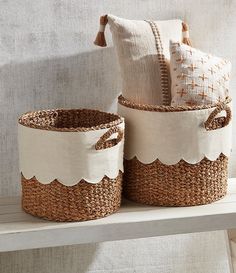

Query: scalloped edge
(124, 150), (231, 165)
(21, 169), (124, 186)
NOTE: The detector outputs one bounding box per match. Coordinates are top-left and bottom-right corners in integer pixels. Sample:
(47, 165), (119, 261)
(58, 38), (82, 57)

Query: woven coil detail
(117, 96), (232, 206)
(22, 172), (123, 222)
(118, 94), (232, 112)
(19, 108), (124, 221)
(123, 155), (228, 206)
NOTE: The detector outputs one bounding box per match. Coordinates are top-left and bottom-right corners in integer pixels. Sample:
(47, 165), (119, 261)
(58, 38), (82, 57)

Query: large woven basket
(18, 109), (124, 221)
(118, 95), (232, 207)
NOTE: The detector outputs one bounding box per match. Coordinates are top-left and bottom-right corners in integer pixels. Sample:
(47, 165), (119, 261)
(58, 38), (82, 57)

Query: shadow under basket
(118, 95), (232, 207)
(19, 109), (124, 221)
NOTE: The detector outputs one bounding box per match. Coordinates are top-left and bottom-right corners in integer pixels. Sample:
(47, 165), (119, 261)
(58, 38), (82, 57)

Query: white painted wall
(0, 0), (235, 272)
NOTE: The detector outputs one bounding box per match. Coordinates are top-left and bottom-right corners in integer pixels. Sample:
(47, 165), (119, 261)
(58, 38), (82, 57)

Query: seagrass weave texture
(20, 109), (123, 221)
(22, 173), (123, 222)
(19, 108), (123, 132)
(124, 156), (227, 206)
(118, 96), (231, 206)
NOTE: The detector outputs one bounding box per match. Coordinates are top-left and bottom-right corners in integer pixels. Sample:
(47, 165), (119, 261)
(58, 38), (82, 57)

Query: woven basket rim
(118, 95), (232, 112)
(18, 108), (123, 132)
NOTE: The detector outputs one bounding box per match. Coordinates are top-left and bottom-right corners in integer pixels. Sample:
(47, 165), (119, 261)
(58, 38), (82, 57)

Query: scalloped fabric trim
(18, 123), (124, 186)
(118, 102), (232, 165)
(21, 170), (123, 186)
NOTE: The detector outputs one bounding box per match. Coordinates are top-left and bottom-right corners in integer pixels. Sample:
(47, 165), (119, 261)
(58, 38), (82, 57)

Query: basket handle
(204, 102), (232, 131)
(95, 126), (124, 150)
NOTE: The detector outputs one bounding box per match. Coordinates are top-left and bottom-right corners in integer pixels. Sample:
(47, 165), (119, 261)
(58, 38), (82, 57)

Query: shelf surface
(0, 179), (236, 252)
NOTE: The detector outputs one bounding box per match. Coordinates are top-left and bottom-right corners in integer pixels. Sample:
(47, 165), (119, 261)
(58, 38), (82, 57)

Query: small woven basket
(19, 109), (124, 221)
(118, 95), (232, 207)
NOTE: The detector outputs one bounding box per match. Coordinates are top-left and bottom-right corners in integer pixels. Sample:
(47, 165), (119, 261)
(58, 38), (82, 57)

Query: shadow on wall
(0, 47), (122, 196)
(0, 47), (123, 272)
(0, 47), (121, 113)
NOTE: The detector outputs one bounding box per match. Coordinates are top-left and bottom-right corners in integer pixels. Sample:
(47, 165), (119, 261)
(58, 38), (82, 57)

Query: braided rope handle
(204, 102), (232, 131)
(95, 126), (124, 150)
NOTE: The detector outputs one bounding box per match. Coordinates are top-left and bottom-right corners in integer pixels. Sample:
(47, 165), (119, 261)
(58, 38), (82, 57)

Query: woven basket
(118, 95), (232, 206)
(18, 109), (124, 221)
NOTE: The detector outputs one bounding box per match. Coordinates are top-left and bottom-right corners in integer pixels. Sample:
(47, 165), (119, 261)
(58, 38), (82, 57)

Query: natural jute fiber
(19, 109), (123, 221)
(21, 173), (122, 222)
(124, 156), (227, 206)
(118, 95), (231, 206)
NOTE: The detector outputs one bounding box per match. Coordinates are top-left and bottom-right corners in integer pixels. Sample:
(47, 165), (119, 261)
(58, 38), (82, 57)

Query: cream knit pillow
(170, 41), (231, 106)
(95, 15), (190, 105)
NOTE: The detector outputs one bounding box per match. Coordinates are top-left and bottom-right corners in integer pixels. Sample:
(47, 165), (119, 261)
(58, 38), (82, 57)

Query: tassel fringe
(94, 15), (108, 47)
(182, 22), (192, 46)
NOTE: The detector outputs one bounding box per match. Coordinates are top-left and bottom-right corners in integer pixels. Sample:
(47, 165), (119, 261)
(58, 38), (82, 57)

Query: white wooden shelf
(0, 179), (236, 252)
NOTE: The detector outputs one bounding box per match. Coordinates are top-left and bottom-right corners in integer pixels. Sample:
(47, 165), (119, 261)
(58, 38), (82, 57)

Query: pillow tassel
(182, 22), (192, 46)
(94, 15), (108, 47)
